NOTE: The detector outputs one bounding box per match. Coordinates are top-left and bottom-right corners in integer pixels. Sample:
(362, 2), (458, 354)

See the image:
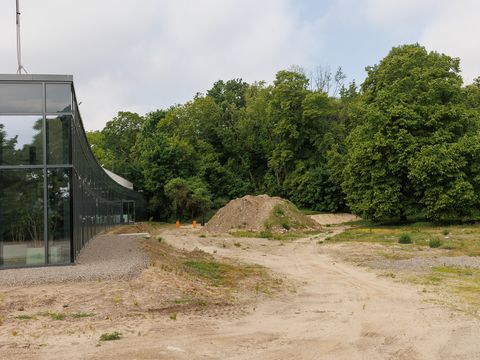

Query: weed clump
(429, 238), (443, 248)
(100, 331), (122, 341)
(259, 230), (273, 238)
(41, 312), (65, 321)
(398, 234), (412, 244)
(71, 312), (95, 318)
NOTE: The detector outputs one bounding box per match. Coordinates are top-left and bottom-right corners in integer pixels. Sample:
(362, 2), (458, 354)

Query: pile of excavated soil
(204, 194), (321, 234)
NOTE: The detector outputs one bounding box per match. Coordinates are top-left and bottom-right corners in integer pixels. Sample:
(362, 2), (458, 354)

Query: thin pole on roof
(16, 0), (28, 74)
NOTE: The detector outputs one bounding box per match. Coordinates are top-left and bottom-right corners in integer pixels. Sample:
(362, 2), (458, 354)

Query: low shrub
(429, 238), (442, 248)
(398, 234), (412, 244)
(100, 331), (122, 341)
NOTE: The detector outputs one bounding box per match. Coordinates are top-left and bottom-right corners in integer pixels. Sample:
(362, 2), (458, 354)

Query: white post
(16, 0), (27, 74)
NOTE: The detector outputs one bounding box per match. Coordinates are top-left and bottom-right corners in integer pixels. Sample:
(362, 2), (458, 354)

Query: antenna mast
(16, 0), (27, 74)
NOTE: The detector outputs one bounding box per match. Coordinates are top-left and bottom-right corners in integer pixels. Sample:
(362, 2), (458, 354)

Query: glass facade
(0, 75), (145, 268)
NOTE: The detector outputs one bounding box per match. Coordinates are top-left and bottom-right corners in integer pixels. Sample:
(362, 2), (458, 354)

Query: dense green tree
(164, 177), (212, 220)
(87, 111), (144, 188)
(267, 70), (309, 191)
(342, 44), (480, 221)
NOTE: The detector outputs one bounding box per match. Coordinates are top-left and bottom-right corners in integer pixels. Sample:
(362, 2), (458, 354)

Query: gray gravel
(0, 234), (149, 286)
(368, 256), (480, 272)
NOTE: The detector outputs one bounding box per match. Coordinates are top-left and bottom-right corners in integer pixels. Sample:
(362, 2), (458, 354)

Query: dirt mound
(204, 194), (321, 234)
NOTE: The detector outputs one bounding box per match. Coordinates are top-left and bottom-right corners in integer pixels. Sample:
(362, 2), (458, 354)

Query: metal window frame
(0, 75), (146, 269)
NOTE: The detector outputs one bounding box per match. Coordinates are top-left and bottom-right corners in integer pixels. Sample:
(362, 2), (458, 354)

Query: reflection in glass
(0, 116), (44, 165)
(0, 83), (43, 114)
(47, 115), (71, 164)
(0, 169), (44, 267)
(46, 84), (72, 113)
(47, 169), (71, 264)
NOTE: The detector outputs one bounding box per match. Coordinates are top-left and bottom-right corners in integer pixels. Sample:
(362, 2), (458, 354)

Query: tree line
(87, 44), (480, 222)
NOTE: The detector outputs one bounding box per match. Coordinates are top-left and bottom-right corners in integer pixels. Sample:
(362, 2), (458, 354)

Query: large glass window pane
(46, 84), (71, 113)
(0, 115), (44, 165)
(46, 115), (71, 164)
(0, 83), (43, 114)
(47, 169), (71, 264)
(0, 169), (44, 267)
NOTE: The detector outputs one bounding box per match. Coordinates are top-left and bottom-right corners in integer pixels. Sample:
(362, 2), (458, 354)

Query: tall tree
(342, 44), (480, 221)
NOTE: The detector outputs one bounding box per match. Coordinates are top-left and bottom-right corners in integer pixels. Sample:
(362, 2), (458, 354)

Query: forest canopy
(87, 44), (480, 222)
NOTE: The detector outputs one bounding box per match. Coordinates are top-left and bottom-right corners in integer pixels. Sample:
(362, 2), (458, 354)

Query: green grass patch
(71, 312), (96, 318)
(230, 229), (321, 241)
(404, 265), (480, 314)
(14, 314), (35, 320)
(329, 221), (480, 256)
(432, 266), (475, 276)
(40, 312), (65, 321)
(183, 259), (267, 287)
(99, 331), (122, 341)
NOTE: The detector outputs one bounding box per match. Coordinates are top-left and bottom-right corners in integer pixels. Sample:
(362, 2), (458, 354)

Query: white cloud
(361, 0), (480, 83)
(0, 0), (317, 130)
(1, 0), (478, 131)
(363, 0), (436, 29)
(420, 1), (480, 84)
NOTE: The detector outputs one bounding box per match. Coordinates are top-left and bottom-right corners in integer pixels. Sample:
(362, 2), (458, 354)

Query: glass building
(0, 74), (145, 268)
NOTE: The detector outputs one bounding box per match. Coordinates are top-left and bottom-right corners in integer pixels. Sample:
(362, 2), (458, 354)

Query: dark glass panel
(0, 116), (43, 165)
(0, 83), (43, 114)
(47, 169), (71, 264)
(0, 169), (44, 267)
(46, 115), (71, 164)
(46, 84), (72, 113)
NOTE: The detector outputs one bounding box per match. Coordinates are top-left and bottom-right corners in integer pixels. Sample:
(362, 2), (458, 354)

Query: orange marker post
(192, 220), (197, 228)
(175, 220), (180, 229)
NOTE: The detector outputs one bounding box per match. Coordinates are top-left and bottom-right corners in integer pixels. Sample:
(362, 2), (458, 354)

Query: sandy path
(4, 225), (480, 359)
(77, 228), (480, 360)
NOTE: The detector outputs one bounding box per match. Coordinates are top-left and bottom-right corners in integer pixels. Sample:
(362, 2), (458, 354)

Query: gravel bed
(368, 256), (480, 272)
(0, 234), (149, 286)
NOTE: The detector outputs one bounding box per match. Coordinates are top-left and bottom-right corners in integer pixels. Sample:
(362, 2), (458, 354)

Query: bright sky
(0, 0), (478, 130)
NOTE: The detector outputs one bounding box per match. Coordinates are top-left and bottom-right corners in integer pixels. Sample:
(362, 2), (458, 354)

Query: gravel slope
(0, 234), (149, 286)
(368, 255), (480, 272)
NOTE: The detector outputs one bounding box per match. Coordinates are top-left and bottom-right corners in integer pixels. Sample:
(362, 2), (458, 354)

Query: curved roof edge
(103, 168), (134, 190)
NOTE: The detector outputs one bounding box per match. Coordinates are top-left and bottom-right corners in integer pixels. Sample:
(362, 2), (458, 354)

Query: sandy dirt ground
(2, 216), (480, 359)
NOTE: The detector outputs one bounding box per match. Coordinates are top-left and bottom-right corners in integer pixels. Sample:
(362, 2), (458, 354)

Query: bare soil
(309, 213), (361, 225)
(1, 217), (480, 359)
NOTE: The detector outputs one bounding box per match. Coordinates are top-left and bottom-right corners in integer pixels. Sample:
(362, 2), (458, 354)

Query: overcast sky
(0, 0), (478, 130)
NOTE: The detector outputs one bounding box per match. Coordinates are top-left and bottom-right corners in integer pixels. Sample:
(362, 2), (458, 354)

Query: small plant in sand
(71, 312), (96, 318)
(259, 230), (273, 239)
(169, 313), (177, 321)
(100, 331), (122, 341)
(280, 221), (290, 230)
(14, 314), (36, 320)
(442, 229), (449, 236)
(41, 312), (65, 320)
(398, 234), (412, 244)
